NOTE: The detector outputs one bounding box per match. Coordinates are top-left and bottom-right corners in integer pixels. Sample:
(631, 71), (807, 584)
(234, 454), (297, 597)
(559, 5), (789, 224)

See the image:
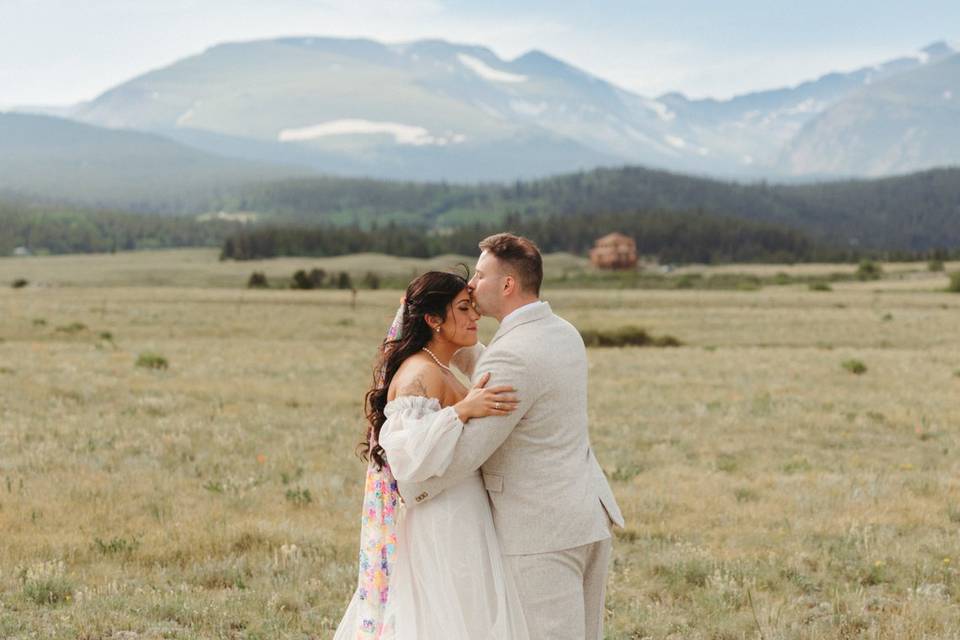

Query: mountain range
(0, 112), (295, 212)
(11, 35), (954, 183)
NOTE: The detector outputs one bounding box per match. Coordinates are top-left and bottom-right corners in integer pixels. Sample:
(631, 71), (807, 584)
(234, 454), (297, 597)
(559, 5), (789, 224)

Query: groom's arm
(398, 348), (536, 505)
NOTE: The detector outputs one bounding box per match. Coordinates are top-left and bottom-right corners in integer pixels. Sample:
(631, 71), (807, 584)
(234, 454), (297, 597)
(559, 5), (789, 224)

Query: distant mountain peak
(396, 38), (503, 66)
(512, 49), (597, 84)
(514, 49), (555, 63)
(921, 40), (955, 57)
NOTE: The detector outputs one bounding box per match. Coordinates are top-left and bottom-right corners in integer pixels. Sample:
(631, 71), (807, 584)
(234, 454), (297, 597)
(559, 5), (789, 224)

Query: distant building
(589, 232), (637, 270)
(12, 246), (32, 257)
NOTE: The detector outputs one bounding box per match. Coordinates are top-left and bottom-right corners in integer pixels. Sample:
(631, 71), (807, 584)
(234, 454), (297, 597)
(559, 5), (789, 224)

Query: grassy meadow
(1, 250), (959, 639)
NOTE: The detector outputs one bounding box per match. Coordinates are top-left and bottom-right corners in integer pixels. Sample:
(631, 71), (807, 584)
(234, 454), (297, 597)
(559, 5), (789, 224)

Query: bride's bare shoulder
(388, 354), (445, 401)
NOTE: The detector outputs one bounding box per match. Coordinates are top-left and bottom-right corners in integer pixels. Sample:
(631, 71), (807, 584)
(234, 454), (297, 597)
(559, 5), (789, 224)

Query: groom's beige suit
(398, 301), (624, 640)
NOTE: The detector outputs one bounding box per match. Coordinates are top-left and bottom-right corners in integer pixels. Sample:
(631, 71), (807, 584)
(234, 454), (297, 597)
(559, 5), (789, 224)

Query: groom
(399, 233), (624, 640)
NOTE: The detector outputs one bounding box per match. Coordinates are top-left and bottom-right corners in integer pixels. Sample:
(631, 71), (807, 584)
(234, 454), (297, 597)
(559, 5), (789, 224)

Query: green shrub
(715, 454), (740, 473)
(610, 464), (646, 482)
(55, 322), (86, 334)
(928, 259), (945, 272)
(948, 504), (960, 524)
(11, 278), (28, 289)
(856, 260), (883, 281)
(782, 457), (813, 473)
(336, 272), (353, 290)
(809, 281), (832, 291)
(285, 487), (312, 507)
(93, 536), (140, 556)
(247, 272), (269, 288)
(22, 577), (73, 606)
(291, 270), (312, 290)
(948, 271), (960, 293)
(290, 269), (327, 290)
(18, 561), (73, 606)
(308, 268), (326, 287)
(579, 326), (682, 348)
(842, 359), (867, 375)
(136, 352), (169, 370)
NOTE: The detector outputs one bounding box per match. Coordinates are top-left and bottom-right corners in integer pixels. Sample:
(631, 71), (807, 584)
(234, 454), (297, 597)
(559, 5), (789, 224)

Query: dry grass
(0, 248), (590, 289)
(1, 251), (959, 639)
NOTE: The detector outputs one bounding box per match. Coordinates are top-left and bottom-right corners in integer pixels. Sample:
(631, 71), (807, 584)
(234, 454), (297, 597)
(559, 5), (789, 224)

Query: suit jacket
(397, 302), (624, 556)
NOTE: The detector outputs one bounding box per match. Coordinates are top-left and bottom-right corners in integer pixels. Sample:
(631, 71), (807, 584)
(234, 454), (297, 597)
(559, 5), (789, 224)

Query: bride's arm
(384, 365), (517, 486)
(380, 400), (465, 483)
(398, 348), (535, 504)
(379, 362), (460, 483)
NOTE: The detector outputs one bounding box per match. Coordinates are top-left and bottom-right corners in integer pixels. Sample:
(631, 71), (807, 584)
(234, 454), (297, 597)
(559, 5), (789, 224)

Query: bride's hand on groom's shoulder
(454, 372), (519, 423)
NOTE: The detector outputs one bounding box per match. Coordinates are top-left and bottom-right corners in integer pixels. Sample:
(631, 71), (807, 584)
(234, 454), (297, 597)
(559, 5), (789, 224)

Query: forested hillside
(4, 165), (959, 259)
(0, 201), (234, 256)
(230, 166), (960, 251)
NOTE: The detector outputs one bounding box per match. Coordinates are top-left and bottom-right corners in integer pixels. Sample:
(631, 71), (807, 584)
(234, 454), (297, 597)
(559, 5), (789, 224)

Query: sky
(1, 0), (958, 107)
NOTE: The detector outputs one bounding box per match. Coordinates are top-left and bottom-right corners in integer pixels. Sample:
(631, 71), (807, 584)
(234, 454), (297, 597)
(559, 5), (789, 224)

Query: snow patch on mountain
(645, 100), (676, 122)
(278, 120), (466, 146)
(457, 54), (527, 83)
(664, 135), (686, 149)
(780, 99), (823, 116)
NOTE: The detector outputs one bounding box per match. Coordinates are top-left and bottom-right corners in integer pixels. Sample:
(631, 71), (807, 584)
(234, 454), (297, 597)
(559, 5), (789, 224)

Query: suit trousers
(504, 535), (612, 640)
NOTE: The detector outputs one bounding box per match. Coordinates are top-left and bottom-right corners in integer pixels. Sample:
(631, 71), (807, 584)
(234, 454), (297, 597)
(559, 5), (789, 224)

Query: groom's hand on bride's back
(454, 372), (519, 423)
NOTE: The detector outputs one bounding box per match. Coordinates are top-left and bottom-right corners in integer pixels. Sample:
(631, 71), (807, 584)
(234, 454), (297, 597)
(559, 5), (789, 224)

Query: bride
(333, 270), (530, 639)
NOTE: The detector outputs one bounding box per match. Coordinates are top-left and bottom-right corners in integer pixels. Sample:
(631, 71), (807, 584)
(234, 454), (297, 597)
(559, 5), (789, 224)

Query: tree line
(0, 201), (235, 256)
(220, 210), (828, 263)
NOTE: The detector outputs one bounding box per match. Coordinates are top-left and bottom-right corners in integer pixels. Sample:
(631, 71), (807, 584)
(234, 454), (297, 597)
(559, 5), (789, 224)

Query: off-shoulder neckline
(384, 395), (443, 411)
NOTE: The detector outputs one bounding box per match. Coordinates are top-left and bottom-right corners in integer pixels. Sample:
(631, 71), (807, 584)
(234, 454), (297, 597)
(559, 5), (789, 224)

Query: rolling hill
(0, 112), (302, 212)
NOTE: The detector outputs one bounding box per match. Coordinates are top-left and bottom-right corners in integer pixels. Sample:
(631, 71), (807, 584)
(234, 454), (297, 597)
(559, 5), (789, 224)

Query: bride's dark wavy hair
(361, 269), (470, 469)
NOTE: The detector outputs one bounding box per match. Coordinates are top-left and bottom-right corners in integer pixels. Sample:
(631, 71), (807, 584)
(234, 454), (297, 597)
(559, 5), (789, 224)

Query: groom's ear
(502, 275), (517, 296)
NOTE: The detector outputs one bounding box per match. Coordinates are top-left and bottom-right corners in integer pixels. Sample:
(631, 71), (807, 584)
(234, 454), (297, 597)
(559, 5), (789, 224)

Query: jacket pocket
(482, 471), (504, 493)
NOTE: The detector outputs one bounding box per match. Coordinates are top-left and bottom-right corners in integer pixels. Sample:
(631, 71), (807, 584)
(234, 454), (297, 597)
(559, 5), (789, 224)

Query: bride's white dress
(333, 395), (530, 640)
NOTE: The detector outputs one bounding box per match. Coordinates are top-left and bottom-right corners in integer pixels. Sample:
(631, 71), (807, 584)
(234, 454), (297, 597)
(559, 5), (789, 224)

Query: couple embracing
(334, 233), (624, 640)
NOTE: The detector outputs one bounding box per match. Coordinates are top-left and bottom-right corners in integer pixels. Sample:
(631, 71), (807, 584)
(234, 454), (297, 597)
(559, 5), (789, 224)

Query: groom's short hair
(479, 233), (543, 296)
